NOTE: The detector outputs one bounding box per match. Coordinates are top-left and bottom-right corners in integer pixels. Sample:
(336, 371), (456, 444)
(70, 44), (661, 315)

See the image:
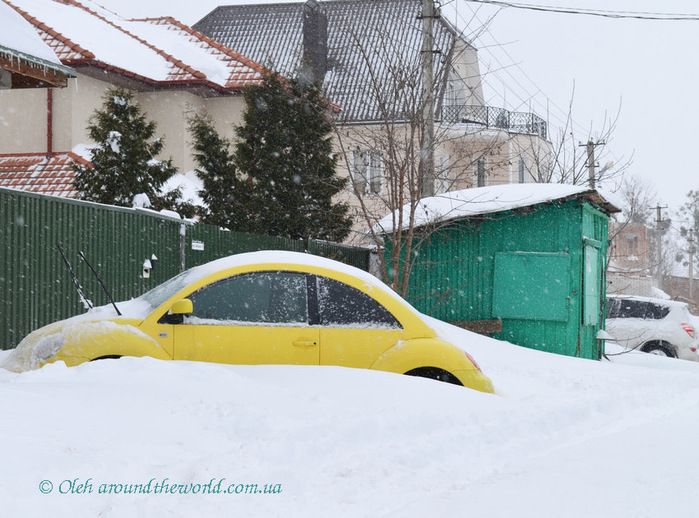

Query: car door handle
(292, 340), (318, 347)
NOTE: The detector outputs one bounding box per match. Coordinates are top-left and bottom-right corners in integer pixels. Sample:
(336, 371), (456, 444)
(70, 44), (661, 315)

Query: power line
(461, 0), (699, 21)
(446, 2), (589, 135)
(445, 0), (630, 176)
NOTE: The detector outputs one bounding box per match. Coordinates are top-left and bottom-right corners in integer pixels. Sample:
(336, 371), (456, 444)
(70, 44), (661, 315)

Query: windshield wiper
(57, 243), (93, 311)
(78, 251), (122, 317)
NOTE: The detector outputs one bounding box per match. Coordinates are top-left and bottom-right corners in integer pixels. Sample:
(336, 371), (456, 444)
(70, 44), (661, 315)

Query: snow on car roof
(188, 249), (403, 301)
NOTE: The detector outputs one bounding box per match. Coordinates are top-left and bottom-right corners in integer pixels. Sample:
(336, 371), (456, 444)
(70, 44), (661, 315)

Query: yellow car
(5, 251), (493, 393)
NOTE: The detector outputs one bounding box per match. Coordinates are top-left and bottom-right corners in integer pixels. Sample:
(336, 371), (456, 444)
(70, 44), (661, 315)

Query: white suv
(606, 295), (699, 360)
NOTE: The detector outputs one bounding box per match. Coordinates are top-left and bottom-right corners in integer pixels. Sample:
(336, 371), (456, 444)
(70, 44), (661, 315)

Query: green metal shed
(378, 184), (621, 360)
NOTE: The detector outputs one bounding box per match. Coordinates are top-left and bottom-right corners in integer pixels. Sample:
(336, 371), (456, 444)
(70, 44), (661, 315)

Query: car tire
(405, 367), (463, 386)
(641, 342), (677, 358)
(90, 355), (122, 361)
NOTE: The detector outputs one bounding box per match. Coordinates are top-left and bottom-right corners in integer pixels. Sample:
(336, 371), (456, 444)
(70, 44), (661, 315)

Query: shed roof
(375, 183), (622, 234)
(4, 0), (265, 92)
(193, 0), (463, 121)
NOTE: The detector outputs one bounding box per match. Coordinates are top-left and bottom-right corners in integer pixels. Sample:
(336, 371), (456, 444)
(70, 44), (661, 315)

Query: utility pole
(580, 140), (605, 189)
(653, 204), (668, 288)
(420, 0), (436, 198)
(689, 228), (695, 302)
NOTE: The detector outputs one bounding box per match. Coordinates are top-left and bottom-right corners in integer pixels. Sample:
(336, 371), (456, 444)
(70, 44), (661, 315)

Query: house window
(518, 159), (527, 183)
(474, 157), (487, 187)
(627, 235), (639, 258)
(435, 154), (450, 194)
(351, 150), (382, 195)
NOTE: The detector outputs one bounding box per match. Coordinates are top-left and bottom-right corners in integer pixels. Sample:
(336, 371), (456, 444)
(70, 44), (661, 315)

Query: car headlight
(32, 333), (65, 363)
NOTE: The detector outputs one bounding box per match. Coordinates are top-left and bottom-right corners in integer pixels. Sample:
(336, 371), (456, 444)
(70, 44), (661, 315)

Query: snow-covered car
(3, 251), (493, 393)
(605, 295), (699, 360)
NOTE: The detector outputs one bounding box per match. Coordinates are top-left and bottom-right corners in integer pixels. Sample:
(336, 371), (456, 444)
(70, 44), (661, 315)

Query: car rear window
(316, 276), (401, 329)
(644, 303), (670, 320)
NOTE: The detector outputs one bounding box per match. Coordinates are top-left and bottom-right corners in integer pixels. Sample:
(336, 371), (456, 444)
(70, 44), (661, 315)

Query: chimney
(301, 0), (328, 85)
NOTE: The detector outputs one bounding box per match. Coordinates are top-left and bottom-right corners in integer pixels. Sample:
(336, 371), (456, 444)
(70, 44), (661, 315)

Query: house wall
(135, 90), (245, 173)
(445, 39), (484, 107)
(53, 75), (106, 153)
(334, 121), (554, 244)
(662, 276), (699, 312)
(443, 130), (552, 189)
(0, 87), (50, 153)
(0, 72), (244, 175)
(608, 222), (651, 273)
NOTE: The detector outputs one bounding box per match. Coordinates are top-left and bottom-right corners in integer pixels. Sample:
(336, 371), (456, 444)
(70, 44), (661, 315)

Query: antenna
(78, 251), (122, 316)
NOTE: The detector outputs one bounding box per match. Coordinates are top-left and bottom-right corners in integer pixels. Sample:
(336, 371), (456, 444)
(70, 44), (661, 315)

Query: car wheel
(641, 342), (677, 358)
(90, 355), (122, 361)
(405, 367), (463, 386)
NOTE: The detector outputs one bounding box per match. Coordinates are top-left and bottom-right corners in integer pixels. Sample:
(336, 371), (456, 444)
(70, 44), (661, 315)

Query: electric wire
(459, 0), (699, 21)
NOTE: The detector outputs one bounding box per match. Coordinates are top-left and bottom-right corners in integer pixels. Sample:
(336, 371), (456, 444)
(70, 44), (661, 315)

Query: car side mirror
(170, 299), (193, 315)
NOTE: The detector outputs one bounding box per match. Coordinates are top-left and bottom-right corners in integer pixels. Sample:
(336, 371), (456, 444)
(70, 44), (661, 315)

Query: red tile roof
(4, 0), (266, 92)
(0, 152), (87, 198)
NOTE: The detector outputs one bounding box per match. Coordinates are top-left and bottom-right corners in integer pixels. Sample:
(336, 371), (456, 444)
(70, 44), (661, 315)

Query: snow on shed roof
(4, 0), (265, 91)
(374, 183), (622, 234)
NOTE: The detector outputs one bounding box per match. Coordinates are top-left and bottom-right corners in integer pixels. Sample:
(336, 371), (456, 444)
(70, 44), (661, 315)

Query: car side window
(616, 300), (648, 319)
(186, 271), (308, 325)
(316, 276), (401, 329)
(606, 299), (619, 319)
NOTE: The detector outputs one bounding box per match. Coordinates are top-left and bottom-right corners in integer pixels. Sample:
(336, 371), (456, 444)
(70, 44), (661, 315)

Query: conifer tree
(234, 72), (353, 241)
(74, 88), (185, 213)
(188, 113), (253, 230)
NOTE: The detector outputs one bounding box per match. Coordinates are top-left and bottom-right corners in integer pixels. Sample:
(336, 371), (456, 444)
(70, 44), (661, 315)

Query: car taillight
(681, 323), (696, 338)
(464, 351), (483, 373)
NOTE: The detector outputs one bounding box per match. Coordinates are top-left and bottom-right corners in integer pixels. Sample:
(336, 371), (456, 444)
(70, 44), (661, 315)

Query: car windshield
(137, 269), (202, 313)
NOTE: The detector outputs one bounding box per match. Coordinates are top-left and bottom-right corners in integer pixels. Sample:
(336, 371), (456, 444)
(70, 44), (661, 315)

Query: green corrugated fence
(0, 187), (370, 349)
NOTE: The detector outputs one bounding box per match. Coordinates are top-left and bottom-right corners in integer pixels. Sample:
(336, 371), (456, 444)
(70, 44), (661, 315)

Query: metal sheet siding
(0, 188), (184, 348)
(400, 199), (609, 359)
(1, 188), (370, 349)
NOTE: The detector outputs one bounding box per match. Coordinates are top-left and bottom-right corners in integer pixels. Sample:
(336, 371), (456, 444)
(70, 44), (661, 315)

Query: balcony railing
(440, 104), (548, 140)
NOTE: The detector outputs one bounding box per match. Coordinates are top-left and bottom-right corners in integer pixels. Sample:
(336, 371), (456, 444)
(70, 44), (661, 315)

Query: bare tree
(332, 22), (551, 296)
(529, 86), (632, 189)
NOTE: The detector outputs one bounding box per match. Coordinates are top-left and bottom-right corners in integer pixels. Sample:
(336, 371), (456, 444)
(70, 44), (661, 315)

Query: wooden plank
(0, 55), (68, 88)
(450, 320), (503, 335)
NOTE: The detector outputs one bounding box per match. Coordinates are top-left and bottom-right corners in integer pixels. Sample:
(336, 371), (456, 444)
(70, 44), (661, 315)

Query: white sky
(93, 0), (697, 216)
(450, 0), (699, 217)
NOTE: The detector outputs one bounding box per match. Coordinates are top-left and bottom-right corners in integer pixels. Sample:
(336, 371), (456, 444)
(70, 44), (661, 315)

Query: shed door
(493, 252), (571, 321)
(583, 245), (601, 325)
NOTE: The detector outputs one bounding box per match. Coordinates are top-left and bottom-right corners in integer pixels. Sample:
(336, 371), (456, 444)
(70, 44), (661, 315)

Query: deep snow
(2, 321), (699, 517)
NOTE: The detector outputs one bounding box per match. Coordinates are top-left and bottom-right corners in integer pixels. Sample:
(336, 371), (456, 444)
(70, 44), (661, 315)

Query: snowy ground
(2, 322), (699, 517)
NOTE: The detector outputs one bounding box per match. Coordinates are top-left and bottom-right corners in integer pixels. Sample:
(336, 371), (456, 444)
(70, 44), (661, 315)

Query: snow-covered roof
(4, 0), (265, 92)
(0, 1), (60, 64)
(193, 0), (462, 122)
(0, 0), (76, 88)
(374, 183), (622, 234)
(0, 152), (89, 198)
